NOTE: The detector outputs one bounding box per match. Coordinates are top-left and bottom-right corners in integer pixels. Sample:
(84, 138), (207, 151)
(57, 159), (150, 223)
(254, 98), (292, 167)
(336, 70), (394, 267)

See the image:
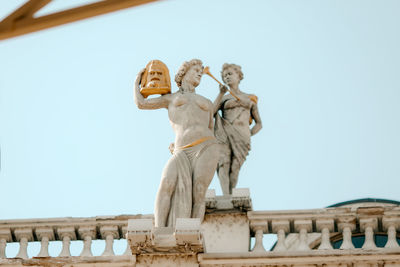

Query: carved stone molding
(127, 218), (204, 255)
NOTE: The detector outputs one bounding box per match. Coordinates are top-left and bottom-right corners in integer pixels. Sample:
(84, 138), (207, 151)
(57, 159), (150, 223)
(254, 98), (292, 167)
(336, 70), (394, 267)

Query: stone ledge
(205, 188), (252, 213)
(127, 218), (203, 255)
(0, 255), (135, 266)
(198, 249), (400, 265)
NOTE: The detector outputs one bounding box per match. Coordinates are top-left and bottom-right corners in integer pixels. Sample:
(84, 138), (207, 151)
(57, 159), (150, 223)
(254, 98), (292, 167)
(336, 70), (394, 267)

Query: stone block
(232, 188), (252, 210)
(127, 219), (153, 245)
(202, 213), (249, 253)
(205, 189), (217, 209)
(174, 218), (201, 245)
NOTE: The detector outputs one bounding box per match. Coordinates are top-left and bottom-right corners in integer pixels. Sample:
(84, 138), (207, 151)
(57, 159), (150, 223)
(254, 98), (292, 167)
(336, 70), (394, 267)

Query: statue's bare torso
(168, 92), (214, 148)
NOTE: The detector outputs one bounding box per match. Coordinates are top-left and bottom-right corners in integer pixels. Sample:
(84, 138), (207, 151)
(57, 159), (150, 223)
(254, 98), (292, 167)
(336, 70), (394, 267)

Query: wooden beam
(0, 0), (158, 41)
(0, 0), (51, 26)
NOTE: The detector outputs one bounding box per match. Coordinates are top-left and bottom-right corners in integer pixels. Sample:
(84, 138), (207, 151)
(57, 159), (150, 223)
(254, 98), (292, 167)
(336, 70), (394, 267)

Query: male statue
(134, 59), (220, 227)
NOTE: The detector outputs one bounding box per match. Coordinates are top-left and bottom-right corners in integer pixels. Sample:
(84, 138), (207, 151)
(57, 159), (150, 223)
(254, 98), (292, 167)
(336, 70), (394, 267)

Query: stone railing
(248, 205), (400, 252)
(1, 192), (399, 267)
(0, 214), (152, 259)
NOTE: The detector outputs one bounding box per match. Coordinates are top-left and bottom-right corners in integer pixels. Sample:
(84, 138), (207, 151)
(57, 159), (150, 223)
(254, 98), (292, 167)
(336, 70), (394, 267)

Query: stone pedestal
(202, 188), (252, 253)
(127, 218), (203, 254)
(126, 188), (253, 265)
(127, 217), (203, 266)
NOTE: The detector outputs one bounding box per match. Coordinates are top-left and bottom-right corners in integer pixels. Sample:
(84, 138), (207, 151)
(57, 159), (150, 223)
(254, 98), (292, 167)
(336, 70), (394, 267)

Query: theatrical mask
(140, 60), (171, 98)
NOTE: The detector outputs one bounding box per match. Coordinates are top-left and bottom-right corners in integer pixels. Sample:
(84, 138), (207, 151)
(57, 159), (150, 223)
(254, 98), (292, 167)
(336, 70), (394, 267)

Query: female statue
(213, 63), (262, 195)
(134, 59), (220, 227)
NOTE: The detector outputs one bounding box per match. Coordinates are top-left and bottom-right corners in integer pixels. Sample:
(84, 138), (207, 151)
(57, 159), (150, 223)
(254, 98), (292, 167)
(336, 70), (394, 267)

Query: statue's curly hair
(175, 59), (203, 87)
(221, 63), (244, 83)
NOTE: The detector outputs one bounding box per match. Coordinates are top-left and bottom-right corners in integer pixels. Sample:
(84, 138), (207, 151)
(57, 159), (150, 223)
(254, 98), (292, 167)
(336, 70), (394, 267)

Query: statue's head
(175, 59), (203, 88)
(221, 63), (243, 87)
(141, 60), (171, 90)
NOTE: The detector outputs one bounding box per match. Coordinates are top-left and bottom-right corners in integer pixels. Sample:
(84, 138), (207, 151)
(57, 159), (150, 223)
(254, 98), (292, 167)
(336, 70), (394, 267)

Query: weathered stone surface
(201, 212), (249, 253)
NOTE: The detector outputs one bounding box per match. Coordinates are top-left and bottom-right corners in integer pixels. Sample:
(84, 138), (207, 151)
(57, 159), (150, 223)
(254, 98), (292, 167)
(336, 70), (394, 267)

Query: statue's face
(146, 66), (165, 88)
(222, 67), (240, 86)
(183, 64), (203, 87)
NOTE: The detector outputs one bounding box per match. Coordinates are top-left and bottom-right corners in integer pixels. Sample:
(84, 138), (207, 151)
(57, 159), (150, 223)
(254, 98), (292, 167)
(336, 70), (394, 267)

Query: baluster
(57, 227), (76, 257)
(341, 227), (354, 249)
(272, 220), (290, 252)
(0, 229), (12, 259)
(253, 229), (265, 252)
(386, 226), (399, 248)
(363, 226), (376, 249)
(383, 217), (400, 248)
(316, 219), (334, 250)
(276, 229), (287, 251)
(100, 226), (119, 256)
(122, 226), (131, 255)
(320, 228), (333, 249)
(60, 236), (71, 257)
(81, 236), (92, 256)
(14, 228), (33, 259)
(104, 235), (114, 255)
(338, 218), (356, 250)
(38, 236), (49, 257)
(250, 221), (267, 252)
(17, 237), (28, 259)
(0, 239), (6, 259)
(360, 218), (377, 249)
(79, 226), (96, 257)
(294, 220), (312, 251)
(35, 227), (54, 257)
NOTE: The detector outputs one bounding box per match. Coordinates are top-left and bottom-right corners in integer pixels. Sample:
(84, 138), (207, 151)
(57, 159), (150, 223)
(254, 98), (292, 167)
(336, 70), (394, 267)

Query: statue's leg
(217, 144), (231, 195)
(191, 144), (219, 220)
(229, 157), (243, 194)
(154, 156), (178, 227)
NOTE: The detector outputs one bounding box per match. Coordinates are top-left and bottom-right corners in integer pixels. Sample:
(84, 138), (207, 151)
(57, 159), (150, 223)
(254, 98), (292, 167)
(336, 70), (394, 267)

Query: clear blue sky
(1, 0), (399, 223)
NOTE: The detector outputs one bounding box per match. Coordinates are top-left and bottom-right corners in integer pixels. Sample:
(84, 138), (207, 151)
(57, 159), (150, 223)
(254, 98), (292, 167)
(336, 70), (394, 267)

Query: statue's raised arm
(134, 60), (172, 110)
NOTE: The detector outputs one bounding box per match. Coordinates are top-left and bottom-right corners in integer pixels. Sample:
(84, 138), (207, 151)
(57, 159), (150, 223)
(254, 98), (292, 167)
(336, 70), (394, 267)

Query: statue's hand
(219, 84), (228, 94)
(135, 68), (146, 89)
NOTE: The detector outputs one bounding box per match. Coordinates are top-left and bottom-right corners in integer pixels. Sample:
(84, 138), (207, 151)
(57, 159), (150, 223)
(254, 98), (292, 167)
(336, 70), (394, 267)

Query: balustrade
(248, 206), (400, 253)
(0, 204), (399, 262)
(0, 215), (151, 259)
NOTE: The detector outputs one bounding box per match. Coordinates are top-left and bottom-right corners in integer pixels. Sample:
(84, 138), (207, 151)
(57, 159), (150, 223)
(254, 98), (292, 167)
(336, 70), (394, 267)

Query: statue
(134, 59), (220, 227)
(212, 63), (262, 195)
